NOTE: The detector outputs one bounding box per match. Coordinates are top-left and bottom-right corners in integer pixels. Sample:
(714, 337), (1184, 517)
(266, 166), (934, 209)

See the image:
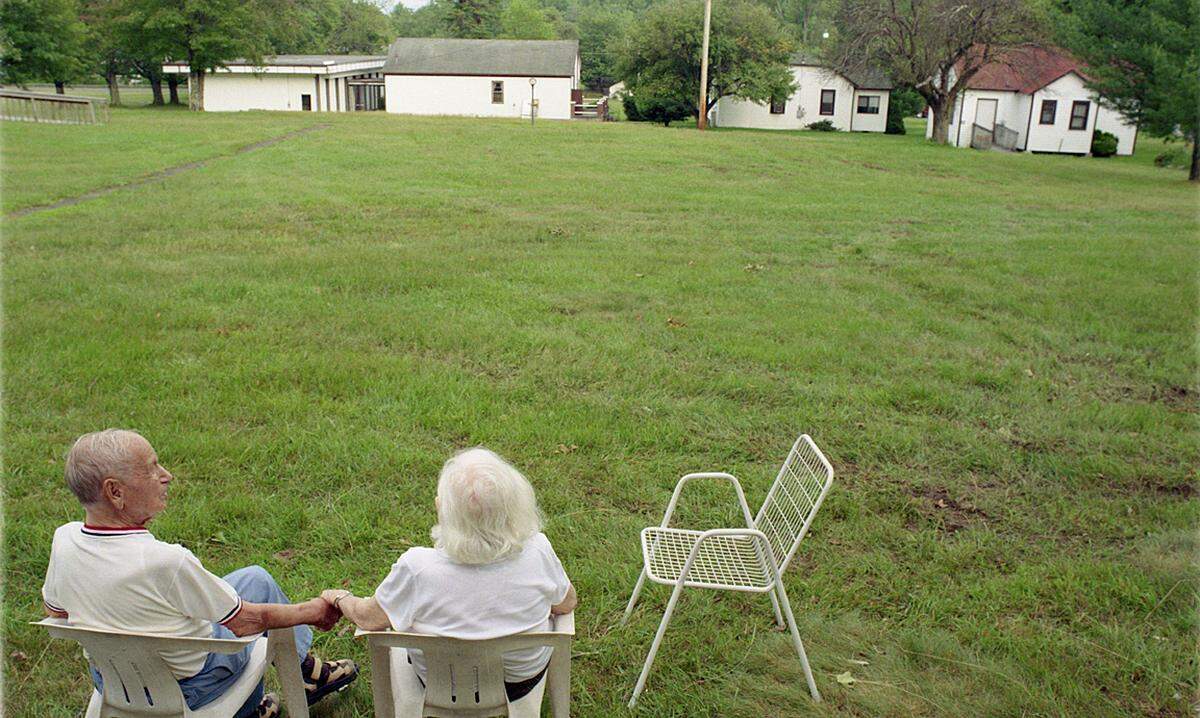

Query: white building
(929, 46), (1137, 155)
(712, 55), (892, 132)
(382, 38), (580, 120)
(162, 55), (386, 112)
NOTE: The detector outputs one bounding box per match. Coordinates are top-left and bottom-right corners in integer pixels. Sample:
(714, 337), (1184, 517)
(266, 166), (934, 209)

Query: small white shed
(382, 38), (580, 120)
(712, 55), (892, 132)
(162, 55), (386, 113)
(928, 46), (1138, 155)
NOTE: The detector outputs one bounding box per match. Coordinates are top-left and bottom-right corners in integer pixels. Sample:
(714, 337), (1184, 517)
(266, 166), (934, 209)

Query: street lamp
(529, 77), (537, 126)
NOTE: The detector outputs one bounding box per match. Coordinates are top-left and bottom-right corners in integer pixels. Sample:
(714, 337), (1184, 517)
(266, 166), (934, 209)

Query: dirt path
(6, 123), (329, 220)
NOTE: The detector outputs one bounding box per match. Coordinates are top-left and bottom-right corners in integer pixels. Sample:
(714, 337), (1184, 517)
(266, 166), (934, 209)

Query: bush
(1154, 147), (1188, 168)
(885, 87), (923, 135)
(1091, 130), (1118, 157)
(620, 91), (692, 126)
(807, 120), (837, 132)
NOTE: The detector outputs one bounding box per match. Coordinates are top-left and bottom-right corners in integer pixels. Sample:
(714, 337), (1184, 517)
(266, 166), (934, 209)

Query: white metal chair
(355, 612), (575, 718)
(621, 434), (834, 707)
(33, 618), (310, 718)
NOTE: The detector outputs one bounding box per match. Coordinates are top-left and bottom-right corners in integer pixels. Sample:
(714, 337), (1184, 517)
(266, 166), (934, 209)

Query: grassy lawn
(2, 107), (1197, 717)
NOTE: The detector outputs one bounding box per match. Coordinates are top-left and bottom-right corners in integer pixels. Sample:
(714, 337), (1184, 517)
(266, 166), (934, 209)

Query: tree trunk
(149, 75), (165, 105)
(929, 97), (953, 144)
(188, 70), (204, 111)
(106, 67), (122, 107)
(54, 81), (65, 94)
(1190, 139), (1199, 182)
(167, 75), (181, 105)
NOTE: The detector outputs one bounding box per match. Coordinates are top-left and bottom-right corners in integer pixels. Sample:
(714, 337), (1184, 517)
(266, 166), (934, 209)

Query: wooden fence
(0, 88), (109, 125)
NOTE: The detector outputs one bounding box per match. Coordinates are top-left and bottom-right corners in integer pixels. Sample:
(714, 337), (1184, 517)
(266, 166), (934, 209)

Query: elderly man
(41, 429), (358, 718)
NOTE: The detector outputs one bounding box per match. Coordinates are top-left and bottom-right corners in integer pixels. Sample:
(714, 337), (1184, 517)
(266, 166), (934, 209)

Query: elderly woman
(324, 447), (576, 714)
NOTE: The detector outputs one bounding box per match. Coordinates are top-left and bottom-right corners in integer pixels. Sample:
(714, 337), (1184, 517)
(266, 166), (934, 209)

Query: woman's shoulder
(524, 532), (558, 555)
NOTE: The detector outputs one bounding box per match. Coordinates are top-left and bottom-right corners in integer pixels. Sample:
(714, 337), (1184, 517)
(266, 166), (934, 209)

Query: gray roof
(382, 38), (578, 77)
(789, 52), (894, 89)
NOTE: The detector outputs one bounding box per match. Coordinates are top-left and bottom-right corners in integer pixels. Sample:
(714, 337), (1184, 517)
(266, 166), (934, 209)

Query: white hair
(64, 429), (144, 505)
(431, 447), (543, 565)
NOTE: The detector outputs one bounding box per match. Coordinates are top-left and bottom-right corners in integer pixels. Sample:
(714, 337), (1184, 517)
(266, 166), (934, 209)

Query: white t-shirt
(374, 532), (572, 681)
(41, 522), (243, 678)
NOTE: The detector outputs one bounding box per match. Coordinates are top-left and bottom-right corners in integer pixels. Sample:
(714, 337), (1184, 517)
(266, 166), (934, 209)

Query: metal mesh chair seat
(641, 527), (774, 591)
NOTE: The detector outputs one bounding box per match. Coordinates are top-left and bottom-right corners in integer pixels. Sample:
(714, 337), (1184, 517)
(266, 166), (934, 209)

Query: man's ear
(101, 477), (124, 508)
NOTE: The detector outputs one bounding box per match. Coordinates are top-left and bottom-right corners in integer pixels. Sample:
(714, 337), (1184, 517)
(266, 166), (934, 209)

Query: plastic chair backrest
(34, 618), (255, 717)
(753, 434), (835, 573)
(358, 612), (574, 717)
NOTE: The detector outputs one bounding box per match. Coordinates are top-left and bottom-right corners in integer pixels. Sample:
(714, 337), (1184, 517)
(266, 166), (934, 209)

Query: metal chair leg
(628, 582), (685, 707)
(775, 580), (820, 702)
(768, 590), (784, 629)
(621, 569), (648, 626)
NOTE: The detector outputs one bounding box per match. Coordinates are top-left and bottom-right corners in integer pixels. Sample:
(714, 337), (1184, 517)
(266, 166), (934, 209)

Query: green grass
(3, 107), (1197, 718)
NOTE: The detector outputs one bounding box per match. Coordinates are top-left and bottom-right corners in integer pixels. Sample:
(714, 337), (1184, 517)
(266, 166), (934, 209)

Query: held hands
(311, 595), (343, 631)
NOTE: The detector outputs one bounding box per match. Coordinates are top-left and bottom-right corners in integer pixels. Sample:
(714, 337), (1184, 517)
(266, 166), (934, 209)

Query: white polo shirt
(374, 532), (572, 681)
(41, 522), (243, 678)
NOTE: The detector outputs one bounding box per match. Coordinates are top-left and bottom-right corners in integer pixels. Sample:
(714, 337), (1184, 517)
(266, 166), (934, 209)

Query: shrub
(807, 120), (837, 132)
(1154, 147), (1188, 168)
(620, 91), (692, 126)
(1091, 130), (1118, 157)
(885, 87), (923, 135)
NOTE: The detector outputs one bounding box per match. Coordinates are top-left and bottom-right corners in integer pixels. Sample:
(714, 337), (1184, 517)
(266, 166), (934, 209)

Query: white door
(975, 98), (997, 130)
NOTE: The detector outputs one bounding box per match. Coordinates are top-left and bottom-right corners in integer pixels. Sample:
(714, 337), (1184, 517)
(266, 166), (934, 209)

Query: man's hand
(312, 597), (342, 632)
(321, 589), (350, 606)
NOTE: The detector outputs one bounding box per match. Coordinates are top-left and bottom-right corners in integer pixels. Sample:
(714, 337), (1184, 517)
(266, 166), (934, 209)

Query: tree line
(1, 0), (1194, 178)
(0, 0), (394, 108)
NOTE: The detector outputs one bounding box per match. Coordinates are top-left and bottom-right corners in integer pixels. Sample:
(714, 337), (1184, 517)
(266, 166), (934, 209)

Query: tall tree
(80, 0), (129, 105)
(498, 0), (556, 39)
(577, 4), (631, 89)
(326, 0), (393, 52)
(1059, 0), (1200, 180)
(829, 0), (1037, 144)
(132, 0), (272, 110)
(445, 0), (499, 38)
(392, 0), (450, 37)
(615, 0), (794, 124)
(0, 0), (87, 91)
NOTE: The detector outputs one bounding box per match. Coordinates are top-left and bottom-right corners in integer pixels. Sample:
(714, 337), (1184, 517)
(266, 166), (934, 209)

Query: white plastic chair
(621, 434), (834, 707)
(33, 618), (311, 718)
(355, 612), (575, 718)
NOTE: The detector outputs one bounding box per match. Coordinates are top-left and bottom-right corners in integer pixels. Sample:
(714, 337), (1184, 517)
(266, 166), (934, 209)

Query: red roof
(960, 46), (1087, 94)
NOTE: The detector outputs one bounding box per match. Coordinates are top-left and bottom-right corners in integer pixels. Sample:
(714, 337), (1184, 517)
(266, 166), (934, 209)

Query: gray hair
(64, 429), (144, 505)
(431, 447), (543, 565)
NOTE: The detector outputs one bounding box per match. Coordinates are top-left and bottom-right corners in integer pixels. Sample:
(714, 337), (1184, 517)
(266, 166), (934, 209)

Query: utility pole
(697, 0), (712, 129)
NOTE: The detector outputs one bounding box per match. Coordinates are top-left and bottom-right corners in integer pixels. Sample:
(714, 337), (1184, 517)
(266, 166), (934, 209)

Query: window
(491, 80), (504, 104)
(1039, 99), (1056, 125)
(856, 95), (880, 114)
(769, 96), (786, 114)
(819, 89), (835, 116)
(1069, 100), (1089, 130)
(301, 94), (312, 111)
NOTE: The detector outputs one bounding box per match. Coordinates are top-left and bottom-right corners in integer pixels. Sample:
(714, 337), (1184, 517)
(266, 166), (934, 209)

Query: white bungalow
(382, 38), (580, 120)
(929, 46), (1137, 155)
(162, 55), (386, 112)
(712, 54), (892, 132)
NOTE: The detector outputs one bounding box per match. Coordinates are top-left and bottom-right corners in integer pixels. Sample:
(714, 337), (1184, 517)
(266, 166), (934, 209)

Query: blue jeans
(91, 565), (313, 718)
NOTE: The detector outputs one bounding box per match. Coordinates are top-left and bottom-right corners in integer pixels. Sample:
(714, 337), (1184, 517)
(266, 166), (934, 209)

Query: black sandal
(256, 693), (281, 718)
(301, 655), (359, 706)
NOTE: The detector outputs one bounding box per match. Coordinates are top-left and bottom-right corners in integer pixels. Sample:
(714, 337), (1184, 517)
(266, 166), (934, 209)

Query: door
(975, 98), (997, 130)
